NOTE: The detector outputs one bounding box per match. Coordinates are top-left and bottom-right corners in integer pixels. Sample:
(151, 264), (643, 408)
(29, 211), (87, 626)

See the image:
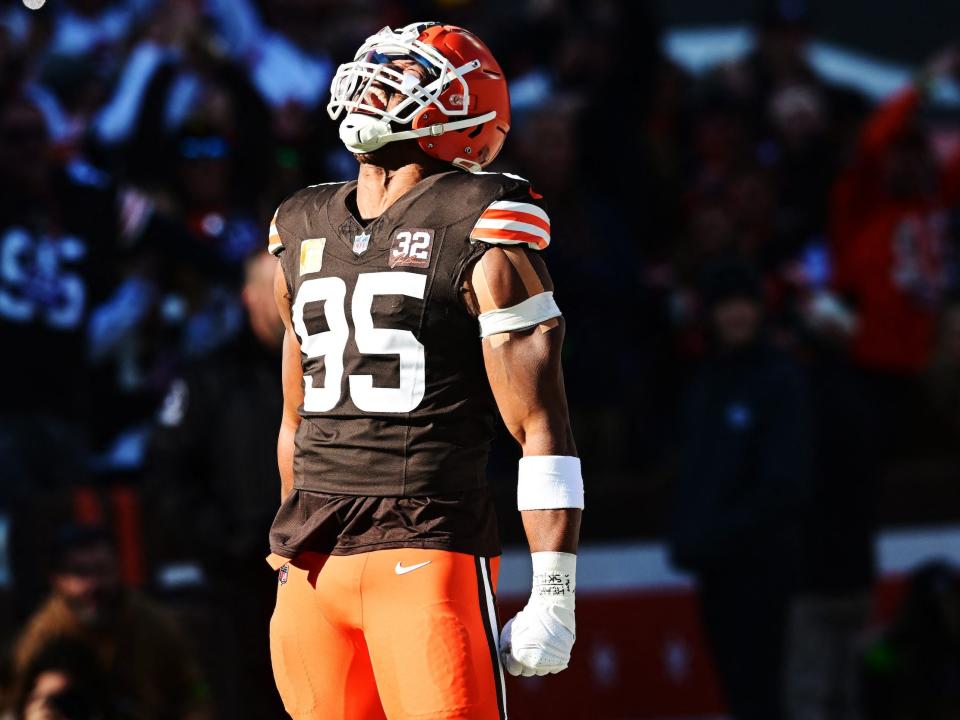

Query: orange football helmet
(327, 22), (510, 171)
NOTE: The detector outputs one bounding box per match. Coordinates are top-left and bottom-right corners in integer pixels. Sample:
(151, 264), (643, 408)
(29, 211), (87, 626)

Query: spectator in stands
(885, 297), (960, 525)
(785, 311), (877, 720)
(5, 638), (108, 720)
(0, 93), (116, 614)
(829, 48), (960, 461)
(861, 561), (960, 720)
(669, 259), (813, 720)
(10, 526), (210, 720)
(921, 298), (960, 452)
(746, 0), (819, 97)
(142, 250), (284, 718)
(144, 249), (281, 573)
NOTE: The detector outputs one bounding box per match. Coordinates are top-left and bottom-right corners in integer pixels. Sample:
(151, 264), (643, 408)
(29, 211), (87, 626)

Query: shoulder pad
(280, 181), (346, 218)
(269, 181), (347, 255)
(466, 172), (550, 251)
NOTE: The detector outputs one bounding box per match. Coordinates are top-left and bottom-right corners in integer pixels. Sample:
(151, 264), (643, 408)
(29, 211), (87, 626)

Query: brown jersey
(269, 169), (551, 557)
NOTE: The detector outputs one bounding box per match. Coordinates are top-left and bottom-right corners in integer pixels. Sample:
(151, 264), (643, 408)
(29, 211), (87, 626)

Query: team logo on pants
(278, 564), (289, 585)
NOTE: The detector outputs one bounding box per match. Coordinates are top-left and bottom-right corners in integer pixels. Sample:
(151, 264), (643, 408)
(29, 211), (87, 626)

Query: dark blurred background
(1, 0), (959, 718)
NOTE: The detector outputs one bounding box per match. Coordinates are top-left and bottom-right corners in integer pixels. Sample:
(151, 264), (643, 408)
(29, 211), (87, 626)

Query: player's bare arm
(274, 258), (302, 502)
(465, 247), (581, 552)
(465, 246), (584, 677)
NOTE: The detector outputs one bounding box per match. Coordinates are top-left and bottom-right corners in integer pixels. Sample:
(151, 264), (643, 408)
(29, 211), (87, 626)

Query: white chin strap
(339, 110), (497, 154)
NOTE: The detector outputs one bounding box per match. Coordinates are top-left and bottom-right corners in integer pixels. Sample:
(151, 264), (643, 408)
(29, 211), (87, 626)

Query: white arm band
(517, 455), (584, 510)
(478, 291), (561, 338)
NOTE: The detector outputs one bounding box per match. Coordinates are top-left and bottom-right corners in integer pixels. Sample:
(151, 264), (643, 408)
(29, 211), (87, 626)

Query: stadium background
(2, 0), (960, 717)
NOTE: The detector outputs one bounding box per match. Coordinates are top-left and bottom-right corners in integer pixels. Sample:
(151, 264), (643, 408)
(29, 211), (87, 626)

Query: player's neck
(354, 145), (448, 220)
(355, 163), (429, 220)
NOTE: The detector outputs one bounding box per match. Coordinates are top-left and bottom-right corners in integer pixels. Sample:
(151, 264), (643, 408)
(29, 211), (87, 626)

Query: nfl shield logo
(353, 232), (371, 255)
(278, 564), (289, 585)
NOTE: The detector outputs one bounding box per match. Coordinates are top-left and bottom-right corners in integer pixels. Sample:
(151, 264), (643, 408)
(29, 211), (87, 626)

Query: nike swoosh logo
(394, 560), (432, 575)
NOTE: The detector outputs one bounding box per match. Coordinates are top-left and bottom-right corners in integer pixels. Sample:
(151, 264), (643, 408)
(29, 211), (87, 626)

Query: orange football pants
(267, 548), (506, 720)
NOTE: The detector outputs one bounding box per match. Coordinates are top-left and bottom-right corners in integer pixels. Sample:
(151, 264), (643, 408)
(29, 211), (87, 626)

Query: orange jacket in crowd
(831, 86), (960, 375)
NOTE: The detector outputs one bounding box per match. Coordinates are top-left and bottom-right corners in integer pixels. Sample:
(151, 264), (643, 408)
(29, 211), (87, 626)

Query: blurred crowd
(2, 0), (960, 717)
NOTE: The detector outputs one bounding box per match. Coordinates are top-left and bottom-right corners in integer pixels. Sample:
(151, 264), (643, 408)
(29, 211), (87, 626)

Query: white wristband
(531, 551), (576, 610)
(517, 455), (584, 510)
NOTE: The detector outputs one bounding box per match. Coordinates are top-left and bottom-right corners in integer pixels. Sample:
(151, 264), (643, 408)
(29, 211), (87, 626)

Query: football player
(266, 22), (583, 720)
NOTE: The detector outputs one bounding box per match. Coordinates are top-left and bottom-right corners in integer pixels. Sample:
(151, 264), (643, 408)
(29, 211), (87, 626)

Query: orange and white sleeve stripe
(268, 208), (283, 256)
(469, 200), (551, 251)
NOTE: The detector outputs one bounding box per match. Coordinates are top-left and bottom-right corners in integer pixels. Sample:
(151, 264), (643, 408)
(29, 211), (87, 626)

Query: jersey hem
(269, 538), (502, 559)
(289, 482), (490, 496)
